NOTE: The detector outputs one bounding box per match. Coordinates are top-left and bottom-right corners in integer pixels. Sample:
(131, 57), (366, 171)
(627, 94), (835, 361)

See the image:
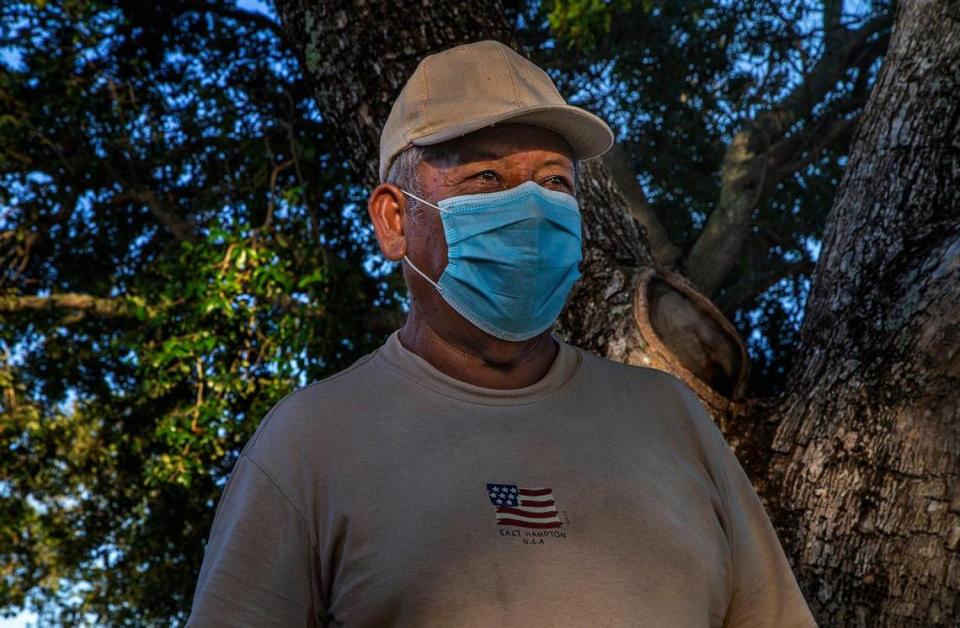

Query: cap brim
(410, 103), (614, 161)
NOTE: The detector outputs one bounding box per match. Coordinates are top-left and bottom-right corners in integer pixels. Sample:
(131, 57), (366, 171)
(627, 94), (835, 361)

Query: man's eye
(476, 170), (498, 182)
(544, 175), (571, 189)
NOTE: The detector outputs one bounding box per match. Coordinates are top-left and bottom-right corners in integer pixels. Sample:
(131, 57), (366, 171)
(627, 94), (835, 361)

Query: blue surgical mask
(401, 180), (583, 341)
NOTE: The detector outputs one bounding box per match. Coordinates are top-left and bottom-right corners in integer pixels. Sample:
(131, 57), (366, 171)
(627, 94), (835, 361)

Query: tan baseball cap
(378, 39), (614, 182)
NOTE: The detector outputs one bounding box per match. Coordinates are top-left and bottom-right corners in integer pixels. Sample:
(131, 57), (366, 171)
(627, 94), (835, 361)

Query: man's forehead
(425, 124), (575, 168)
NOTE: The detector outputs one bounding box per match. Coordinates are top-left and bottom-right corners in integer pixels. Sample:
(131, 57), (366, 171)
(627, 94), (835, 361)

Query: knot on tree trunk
(632, 266), (751, 417)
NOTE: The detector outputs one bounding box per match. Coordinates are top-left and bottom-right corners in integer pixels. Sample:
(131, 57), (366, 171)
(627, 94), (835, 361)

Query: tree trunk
(274, 1), (960, 625)
(762, 2), (960, 625)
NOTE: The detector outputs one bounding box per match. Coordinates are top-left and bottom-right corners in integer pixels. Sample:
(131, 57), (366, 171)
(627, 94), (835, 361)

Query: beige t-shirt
(187, 331), (816, 627)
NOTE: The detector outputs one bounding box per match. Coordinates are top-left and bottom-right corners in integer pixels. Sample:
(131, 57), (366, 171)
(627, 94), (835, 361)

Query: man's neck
(396, 314), (558, 390)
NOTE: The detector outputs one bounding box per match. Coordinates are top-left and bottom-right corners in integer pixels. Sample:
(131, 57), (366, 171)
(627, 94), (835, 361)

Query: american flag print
(486, 483), (563, 529)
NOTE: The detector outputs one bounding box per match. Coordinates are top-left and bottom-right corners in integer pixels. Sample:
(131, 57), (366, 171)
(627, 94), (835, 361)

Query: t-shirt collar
(373, 330), (583, 406)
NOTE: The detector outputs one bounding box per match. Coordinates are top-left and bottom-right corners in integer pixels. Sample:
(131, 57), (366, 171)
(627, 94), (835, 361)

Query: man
(187, 40), (816, 627)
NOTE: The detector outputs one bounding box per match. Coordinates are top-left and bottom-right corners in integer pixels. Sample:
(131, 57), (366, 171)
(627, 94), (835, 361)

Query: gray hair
(384, 143), (581, 225)
(384, 145), (429, 224)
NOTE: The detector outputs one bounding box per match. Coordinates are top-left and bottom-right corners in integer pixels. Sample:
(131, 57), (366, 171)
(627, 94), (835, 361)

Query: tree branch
(822, 0), (844, 49)
(716, 258), (816, 315)
(683, 128), (768, 296)
(0, 293), (150, 322)
(113, 189), (198, 243)
(683, 14), (892, 297)
(769, 115), (859, 183)
(768, 23), (887, 181)
(753, 14), (889, 148)
(601, 142), (681, 266)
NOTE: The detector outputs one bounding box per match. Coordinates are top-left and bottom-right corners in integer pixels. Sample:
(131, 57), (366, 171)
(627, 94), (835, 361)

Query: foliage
(0, 0), (399, 624)
(544, 0), (636, 49)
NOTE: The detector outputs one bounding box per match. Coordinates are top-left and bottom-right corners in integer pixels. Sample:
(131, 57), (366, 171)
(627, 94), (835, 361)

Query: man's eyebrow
(451, 153), (574, 168)
(538, 157), (574, 169)
(455, 149), (502, 163)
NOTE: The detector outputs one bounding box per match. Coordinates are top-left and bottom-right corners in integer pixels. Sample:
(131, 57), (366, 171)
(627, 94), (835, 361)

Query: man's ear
(367, 183), (408, 261)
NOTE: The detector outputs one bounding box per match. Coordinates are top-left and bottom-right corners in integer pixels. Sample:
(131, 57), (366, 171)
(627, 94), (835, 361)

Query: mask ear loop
(402, 255), (442, 291)
(400, 189), (446, 213)
(399, 189), (445, 292)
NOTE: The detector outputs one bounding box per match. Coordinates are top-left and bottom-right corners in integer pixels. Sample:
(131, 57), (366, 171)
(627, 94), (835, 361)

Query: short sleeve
(669, 377), (818, 628)
(187, 454), (324, 627)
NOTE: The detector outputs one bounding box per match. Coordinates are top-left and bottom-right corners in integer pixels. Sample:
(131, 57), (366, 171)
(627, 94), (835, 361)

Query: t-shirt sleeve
(186, 454), (324, 627)
(669, 377), (818, 628)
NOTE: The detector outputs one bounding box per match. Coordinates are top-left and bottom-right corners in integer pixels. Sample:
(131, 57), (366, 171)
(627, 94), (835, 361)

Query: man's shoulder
(242, 347), (384, 460)
(576, 344), (684, 392)
(575, 345), (718, 437)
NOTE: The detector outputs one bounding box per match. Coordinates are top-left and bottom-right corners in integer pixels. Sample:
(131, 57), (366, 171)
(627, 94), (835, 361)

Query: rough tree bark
(274, 1), (960, 625)
(761, 2), (960, 625)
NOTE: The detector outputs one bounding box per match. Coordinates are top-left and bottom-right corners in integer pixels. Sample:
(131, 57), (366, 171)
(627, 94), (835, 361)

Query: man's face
(409, 123), (576, 336)
(369, 122), (577, 348)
